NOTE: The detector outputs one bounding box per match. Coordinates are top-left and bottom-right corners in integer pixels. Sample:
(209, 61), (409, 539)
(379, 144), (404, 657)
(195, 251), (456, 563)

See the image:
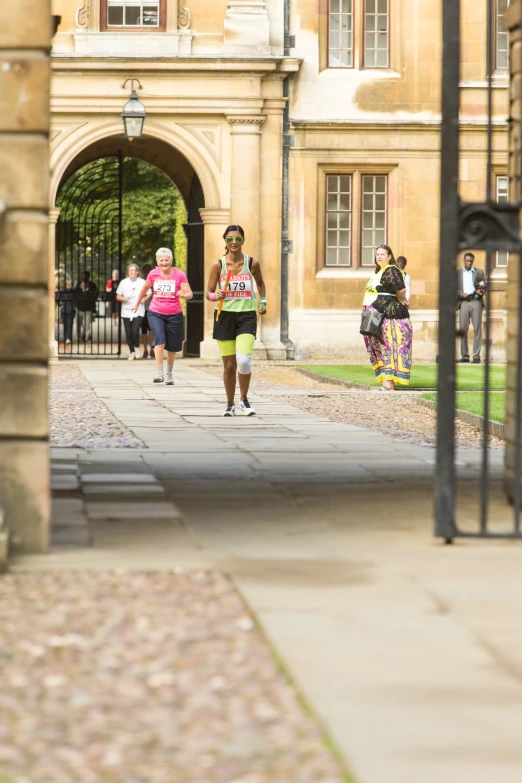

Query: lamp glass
(123, 116), (145, 140)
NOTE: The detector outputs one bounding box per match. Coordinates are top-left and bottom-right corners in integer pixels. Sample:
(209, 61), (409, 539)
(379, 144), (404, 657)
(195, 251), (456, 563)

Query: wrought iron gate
(55, 155), (123, 356)
(184, 173), (205, 357)
(436, 0), (522, 540)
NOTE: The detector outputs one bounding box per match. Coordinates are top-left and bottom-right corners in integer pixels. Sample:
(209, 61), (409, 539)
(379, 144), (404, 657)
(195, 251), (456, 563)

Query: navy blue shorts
(147, 311), (184, 353)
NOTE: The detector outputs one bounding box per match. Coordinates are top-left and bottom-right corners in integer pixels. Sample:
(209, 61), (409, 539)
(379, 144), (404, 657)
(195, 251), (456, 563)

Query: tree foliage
(56, 156), (187, 286)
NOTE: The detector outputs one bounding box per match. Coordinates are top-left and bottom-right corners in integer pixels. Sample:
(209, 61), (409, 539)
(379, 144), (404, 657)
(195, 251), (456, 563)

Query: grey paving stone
(52, 497), (88, 527)
(51, 474), (80, 492)
(51, 462), (80, 474)
(82, 483), (167, 498)
(82, 473), (159, 484)
(85, 501), (182, 521)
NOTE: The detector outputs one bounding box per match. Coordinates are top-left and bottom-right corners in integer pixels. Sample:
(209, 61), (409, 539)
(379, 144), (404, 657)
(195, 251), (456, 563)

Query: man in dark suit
(457, 252), (486, 364)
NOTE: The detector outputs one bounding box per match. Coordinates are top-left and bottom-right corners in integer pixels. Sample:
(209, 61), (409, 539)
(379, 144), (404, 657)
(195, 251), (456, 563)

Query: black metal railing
(436, 0), (522, 540)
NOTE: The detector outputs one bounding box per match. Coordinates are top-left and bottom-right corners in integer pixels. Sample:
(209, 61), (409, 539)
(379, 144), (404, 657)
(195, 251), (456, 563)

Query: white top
(462, 268), (475, 295)
(404, 272), (411, 302)
(116, 277), (146, 318)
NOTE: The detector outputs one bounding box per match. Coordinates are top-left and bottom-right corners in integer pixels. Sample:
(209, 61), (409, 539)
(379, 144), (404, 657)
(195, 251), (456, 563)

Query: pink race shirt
(147, 267), (188, 316)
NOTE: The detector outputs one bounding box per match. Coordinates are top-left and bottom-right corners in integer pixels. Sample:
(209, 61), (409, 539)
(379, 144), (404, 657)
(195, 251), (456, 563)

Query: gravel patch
(0, 571), (346, 783)
(50, 366), (144, 450)
(204, 364), (503, 449)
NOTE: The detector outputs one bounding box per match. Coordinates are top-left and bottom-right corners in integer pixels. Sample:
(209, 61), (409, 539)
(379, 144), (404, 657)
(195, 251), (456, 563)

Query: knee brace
(236, 352), (252, 375)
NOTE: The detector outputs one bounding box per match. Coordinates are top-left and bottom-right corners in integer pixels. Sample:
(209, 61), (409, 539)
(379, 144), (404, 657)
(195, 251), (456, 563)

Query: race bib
(220, 273), (253, 299)
(153, 279), (177, 298)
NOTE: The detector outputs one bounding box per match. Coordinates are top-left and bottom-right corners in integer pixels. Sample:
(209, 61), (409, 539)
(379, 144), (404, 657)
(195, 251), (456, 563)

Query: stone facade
(49, 0), (508, 361)
(0, 0), (51, 553)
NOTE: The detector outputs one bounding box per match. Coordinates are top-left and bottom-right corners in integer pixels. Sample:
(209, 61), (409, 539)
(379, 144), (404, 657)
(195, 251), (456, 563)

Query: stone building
(48, 0), (509, 362)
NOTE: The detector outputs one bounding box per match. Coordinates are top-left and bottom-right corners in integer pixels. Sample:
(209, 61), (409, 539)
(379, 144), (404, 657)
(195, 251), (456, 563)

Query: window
(328, 0), (353, 67)
(364, 0), (389, 68)
(496, 0), (511, 69)
(101, 0), (165, 30)
(361, 175), (387, 266)
(323, 172), (387, 268)
(496, 175), (509, 268)
(328, 0), (389, 70)
(326, 175), (353, 265)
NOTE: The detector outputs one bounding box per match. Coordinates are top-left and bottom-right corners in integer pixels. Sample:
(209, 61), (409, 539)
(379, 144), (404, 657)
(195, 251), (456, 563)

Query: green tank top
(217, 254), (257, 313)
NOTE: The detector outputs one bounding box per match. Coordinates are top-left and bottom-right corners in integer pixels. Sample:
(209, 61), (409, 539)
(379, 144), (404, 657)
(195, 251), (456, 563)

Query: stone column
(199, 207), (230, 359)
(223, 0), (271, 55)
(227, 115), (267, 358)
(227, 115), (265, 256)
(504, 2), (522, 502)
(0, 0), (51, 554)
(260, 89), (287, 359)
(48, 208), (61, 360)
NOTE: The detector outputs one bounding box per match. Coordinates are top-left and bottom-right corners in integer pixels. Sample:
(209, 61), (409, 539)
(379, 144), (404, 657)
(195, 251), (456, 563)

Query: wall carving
(178, 5), (191, 30)
(75, 2), (90, 29)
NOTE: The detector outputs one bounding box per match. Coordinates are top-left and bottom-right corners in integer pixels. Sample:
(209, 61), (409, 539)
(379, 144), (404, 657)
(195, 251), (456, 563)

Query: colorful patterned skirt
(363, 306), (413, 387)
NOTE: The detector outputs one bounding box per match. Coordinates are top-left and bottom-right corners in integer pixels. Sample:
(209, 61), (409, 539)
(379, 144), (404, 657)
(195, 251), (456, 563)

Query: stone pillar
(227, 115), (267, 358)
(199, 207), (230, 360)
(0, 0), (51, 553)
(48, 208), (61, 360)
(504, 2), (522, 501)
(223, 0), (271, 55)
(227, 116), (265, 259)
(260, 90), (287, 359)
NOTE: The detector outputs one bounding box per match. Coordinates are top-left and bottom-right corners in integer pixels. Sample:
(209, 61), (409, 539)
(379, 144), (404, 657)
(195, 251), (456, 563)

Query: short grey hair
(156, 247), (173, 260)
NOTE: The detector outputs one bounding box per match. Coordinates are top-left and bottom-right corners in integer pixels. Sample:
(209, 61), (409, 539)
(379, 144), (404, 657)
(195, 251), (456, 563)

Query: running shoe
(223, 403), (236, 417)
(165, 371), (174, 386)
(128, 352), (136, 361)
(153, 370), (164, 384)
(239, 397), (256, 416)
(142, 349), (148, 359)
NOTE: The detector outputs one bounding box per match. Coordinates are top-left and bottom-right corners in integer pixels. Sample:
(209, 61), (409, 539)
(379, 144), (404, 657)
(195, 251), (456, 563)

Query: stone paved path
(11, 360), (522, 783)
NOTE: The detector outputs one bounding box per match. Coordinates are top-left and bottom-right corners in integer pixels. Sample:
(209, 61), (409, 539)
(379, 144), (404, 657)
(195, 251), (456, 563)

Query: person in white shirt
(396, 256), (411, 306)
(457, 252), (486, 364)
(116, 263), (149, 360)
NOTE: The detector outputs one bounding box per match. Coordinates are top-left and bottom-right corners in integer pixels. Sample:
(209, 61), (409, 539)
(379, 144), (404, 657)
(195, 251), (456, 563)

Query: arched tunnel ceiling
(58, 135), (195, 204)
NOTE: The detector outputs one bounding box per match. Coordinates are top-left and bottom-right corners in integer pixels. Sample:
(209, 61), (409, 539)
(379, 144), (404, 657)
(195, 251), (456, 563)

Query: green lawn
(421, 391), (506, 423)
(300, 364), (506, 391)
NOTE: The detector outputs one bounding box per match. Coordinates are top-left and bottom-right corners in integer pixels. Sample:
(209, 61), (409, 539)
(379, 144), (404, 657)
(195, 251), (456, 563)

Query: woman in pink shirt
(133, 248), (193, 384)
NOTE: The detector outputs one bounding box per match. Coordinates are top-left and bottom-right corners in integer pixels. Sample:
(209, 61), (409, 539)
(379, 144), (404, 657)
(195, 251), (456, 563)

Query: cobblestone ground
(0, 571), (346, 783)
(205, 364), (502, 449)
(50, 366), (143, 449)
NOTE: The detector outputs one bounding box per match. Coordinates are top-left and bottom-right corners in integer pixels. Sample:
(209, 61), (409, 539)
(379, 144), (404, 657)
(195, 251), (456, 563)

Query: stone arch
(50, 119), (223, 208)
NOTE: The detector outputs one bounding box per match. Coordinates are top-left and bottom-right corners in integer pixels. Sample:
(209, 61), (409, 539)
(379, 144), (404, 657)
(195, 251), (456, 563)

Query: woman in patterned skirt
(362, 244), (413, 390)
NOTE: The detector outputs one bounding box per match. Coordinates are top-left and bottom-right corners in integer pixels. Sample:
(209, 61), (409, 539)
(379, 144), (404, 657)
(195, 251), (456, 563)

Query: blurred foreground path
(9, 360), (522, 783)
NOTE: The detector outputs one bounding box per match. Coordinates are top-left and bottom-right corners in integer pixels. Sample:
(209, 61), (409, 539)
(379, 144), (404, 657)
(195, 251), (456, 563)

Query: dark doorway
(185, 174), (205, 357)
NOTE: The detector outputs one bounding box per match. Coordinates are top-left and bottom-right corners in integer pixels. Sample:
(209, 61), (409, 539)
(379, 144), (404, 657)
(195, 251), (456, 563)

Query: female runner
(206, 225), (266, 416)
(132, 248), (193, 384)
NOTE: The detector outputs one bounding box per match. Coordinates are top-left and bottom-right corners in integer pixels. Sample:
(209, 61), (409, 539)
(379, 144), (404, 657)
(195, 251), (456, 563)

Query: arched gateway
(49, 123), (223, 358)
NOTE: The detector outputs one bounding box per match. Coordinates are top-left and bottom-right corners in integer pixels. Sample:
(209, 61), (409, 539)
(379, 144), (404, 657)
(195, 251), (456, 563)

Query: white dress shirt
(404, 272), (411, 302)
(462, 268), (475, 295)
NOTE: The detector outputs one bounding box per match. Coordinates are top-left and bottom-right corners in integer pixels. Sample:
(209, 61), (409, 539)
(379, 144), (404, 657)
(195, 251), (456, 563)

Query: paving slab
(81, 472), (157, 484)
(85, 501), (182, 521)
(51, 474), (80, 492)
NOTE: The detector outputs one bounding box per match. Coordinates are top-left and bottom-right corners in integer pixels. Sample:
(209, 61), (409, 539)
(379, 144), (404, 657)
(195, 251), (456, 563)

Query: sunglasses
(225, 236), (244, 244)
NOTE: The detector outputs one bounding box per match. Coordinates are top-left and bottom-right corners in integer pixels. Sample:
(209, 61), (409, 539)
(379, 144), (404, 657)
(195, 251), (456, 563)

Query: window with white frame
(328, 0), (354, 67)
(104, 0), (161, 28)
(496, 175), (509, 267)
(364, 0), (389, 68)
(326, 175), (353, 265)
(496, 0), (511, 69)
(361, 175), (387, 266)
(324, 173), (388, 268)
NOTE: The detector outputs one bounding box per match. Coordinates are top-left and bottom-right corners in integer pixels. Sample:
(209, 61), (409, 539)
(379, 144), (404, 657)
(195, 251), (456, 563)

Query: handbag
(359, 308), (384, 336)
(359, 297), (396, 337)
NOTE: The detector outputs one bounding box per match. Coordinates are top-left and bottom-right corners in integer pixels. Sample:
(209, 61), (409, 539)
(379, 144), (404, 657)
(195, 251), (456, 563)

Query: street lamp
(121, 78), (146, 140)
